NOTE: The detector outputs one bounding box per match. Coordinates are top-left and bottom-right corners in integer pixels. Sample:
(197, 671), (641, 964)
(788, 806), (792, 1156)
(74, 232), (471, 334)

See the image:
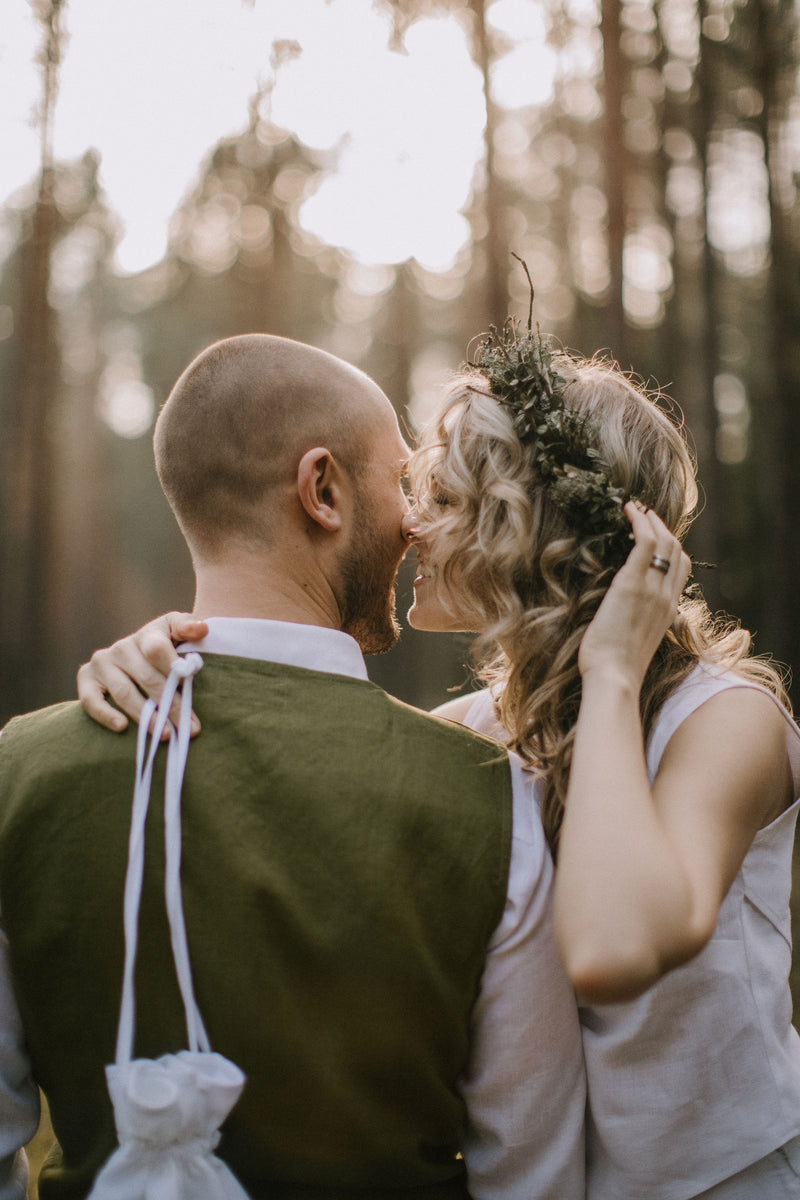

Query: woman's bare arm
(554, 504), (792, 1002)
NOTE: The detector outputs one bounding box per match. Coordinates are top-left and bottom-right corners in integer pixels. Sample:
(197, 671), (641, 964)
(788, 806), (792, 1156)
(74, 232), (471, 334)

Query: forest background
(3, 0), (800, 1177)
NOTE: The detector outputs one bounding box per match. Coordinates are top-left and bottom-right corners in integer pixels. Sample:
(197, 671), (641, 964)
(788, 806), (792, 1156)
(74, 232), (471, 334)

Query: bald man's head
(155, 334), (387, 555)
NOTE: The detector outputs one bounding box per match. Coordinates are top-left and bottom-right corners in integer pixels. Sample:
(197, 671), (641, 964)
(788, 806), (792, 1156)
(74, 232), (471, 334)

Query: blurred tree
(1, 0), (67, 716)
(372, 0), (512, 326)
(466, 0), (512, 326)
(2, 0), (798, 726)
(749, 0), (800, 673)
(600, 0), (629, 364)
(0, 151), (123, 723)
(696, 0), (745, 606)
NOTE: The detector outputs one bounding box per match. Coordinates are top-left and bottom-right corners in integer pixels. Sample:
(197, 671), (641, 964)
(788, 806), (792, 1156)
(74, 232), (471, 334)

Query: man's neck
(192, 559), (343, 631)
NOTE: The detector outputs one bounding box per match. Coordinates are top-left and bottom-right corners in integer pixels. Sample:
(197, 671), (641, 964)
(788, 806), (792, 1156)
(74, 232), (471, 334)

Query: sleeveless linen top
(464, 665), (800, 1200)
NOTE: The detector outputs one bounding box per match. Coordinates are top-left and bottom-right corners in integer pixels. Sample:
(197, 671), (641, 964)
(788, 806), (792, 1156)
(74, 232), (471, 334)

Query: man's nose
(401, 509), (420, 544)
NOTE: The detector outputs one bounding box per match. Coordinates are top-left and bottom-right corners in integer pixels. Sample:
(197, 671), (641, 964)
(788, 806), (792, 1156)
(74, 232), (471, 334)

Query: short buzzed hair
(155, 334), (374, 554)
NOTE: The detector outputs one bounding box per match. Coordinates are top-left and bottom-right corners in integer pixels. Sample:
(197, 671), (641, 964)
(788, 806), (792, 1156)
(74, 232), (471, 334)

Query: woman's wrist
(579, 661), (642, 702)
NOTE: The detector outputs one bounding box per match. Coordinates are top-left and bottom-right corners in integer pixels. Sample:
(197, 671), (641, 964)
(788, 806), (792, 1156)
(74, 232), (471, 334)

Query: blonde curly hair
(410, 353), (788, 856)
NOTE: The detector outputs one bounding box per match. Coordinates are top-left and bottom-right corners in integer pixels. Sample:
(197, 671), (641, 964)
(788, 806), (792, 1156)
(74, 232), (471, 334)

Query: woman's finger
(78, 656), (178, 737)
(144, 615), (205, 733)
(165, 612), (208, 645)
(637, 511), (691, 623)
(623, 503), (683, 584)
(76, 661), (130, 731)
(105, 642), (190, 737)
(78, 623), (202, 736)
(82, 647), (155, 717)
(643, 510), (685, 591)
(623, 501), (658, 559)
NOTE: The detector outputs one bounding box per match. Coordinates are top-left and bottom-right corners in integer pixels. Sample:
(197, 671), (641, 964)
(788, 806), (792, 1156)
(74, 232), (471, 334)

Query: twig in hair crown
(468, 272), (634, 570)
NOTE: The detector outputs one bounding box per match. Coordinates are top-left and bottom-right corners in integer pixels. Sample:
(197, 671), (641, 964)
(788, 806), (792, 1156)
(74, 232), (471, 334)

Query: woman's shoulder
(430, 695), (474, 724)
(431, 689), (492, 728)
(648, 662), (800, 784)
(431, 688), (509, 740)
(660, 661), (792, 724)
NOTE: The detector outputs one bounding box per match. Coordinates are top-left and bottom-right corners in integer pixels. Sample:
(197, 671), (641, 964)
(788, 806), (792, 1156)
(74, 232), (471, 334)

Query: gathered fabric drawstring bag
(88, 653), (251, 1200)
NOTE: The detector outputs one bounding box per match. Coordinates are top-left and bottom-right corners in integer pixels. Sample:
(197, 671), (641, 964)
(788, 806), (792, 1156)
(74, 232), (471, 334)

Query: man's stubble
(339, 504), (403, 655)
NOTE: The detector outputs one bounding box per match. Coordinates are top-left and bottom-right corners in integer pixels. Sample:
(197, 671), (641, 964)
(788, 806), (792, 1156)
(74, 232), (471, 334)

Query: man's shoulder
(198, 654), (507, 755)
(1, 700), (133, 765)
(3, 699), (79, 739)
(4, 698), (94, 732)
(380, 687), (505, 749)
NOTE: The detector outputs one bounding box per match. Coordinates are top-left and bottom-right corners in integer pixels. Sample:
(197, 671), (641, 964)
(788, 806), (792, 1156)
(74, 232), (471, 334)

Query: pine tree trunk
(752, 0), (798, 675)
(600, 0), (628, 366)
(2, 0), (64, 716)
(469, 0), (509, 326)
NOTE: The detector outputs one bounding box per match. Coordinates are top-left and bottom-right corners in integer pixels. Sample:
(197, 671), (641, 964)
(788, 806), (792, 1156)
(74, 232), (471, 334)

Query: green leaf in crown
(469, 257), (633, 570)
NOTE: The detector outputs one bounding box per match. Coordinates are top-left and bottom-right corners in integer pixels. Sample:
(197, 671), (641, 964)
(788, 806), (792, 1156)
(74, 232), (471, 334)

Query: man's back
(0, 649), (513, 1200)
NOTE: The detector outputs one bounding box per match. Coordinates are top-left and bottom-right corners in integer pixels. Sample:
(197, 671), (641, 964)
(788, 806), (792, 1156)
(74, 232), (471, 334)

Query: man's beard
(339, 513), (401, 655)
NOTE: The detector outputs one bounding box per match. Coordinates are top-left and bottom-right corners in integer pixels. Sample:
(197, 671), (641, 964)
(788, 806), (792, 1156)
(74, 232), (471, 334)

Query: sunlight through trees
(1, 0), (798, 727)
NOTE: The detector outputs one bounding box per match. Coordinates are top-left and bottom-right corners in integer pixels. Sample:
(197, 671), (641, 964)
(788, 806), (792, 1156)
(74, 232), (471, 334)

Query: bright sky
(0, 0), (556, 273)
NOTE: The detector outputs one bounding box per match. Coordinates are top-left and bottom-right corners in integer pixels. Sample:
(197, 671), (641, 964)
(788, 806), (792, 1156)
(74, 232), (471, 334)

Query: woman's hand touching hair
(578, 501), (692, 691)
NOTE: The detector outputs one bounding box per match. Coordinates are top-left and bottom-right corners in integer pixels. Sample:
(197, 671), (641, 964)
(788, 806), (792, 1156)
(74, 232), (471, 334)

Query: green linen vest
(0, 653), (513, 1200)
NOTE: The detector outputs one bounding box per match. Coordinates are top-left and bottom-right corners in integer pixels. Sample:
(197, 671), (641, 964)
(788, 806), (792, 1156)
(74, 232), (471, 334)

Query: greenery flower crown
(468, 258), (634, 570)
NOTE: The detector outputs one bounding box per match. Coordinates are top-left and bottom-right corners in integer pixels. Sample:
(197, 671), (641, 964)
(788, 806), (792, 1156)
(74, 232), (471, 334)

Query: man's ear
(296, 447), (347, 532)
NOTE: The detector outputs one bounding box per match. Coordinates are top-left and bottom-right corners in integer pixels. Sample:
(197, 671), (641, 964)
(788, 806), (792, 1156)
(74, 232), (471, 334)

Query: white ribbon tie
(88, 653), (251, 1200)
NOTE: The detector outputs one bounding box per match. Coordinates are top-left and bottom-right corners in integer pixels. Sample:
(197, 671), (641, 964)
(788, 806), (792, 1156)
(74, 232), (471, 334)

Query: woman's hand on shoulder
(578, 502), (691, 690)
(76, 612), (208, 735)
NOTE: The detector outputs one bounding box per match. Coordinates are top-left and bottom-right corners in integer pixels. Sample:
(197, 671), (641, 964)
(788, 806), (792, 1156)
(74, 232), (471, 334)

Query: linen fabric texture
(0, 653), (513, 1200)
(465, 663), (800, 1200)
